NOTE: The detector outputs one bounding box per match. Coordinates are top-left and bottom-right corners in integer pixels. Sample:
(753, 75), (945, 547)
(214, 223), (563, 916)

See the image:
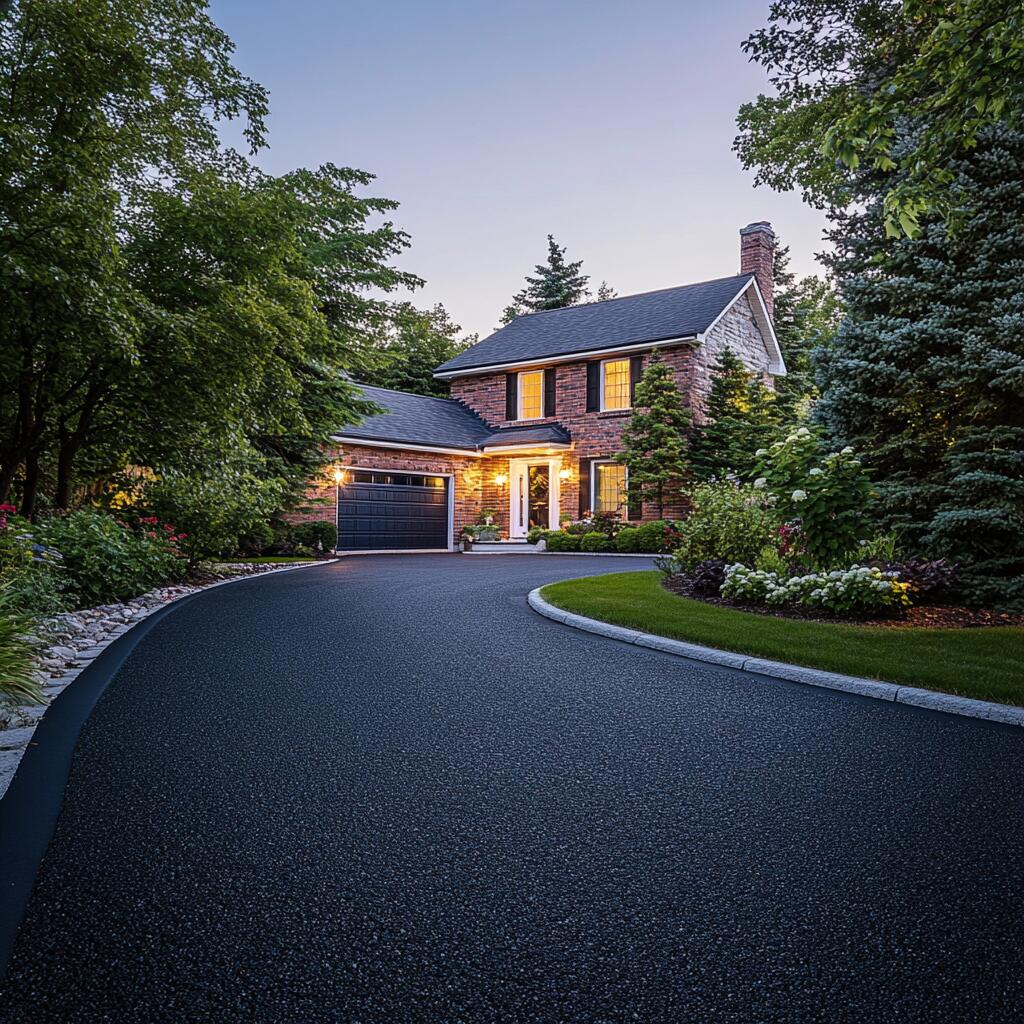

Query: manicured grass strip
(542, 571), (1024, 707)
(213, 556), (321, 564)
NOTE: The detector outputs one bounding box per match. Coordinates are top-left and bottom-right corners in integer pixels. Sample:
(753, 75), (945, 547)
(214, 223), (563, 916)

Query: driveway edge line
(527, 586), (1024, 728)
(0, 559), (337, 980)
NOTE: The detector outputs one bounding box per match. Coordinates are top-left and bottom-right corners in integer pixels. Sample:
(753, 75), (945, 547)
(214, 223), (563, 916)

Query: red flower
(162, 523), (174, 531)
(0, 503), (16, 514)
(139, 516), (158, 525)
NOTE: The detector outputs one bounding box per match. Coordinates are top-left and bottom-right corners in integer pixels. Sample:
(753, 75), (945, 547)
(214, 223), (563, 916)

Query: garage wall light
(333, 466), (347, 485)
(494, 473), (508, 487)
(558, 467), (572, 481)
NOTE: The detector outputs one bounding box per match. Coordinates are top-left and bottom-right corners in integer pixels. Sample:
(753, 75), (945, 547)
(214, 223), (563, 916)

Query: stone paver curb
(527, 586), (1024, 728)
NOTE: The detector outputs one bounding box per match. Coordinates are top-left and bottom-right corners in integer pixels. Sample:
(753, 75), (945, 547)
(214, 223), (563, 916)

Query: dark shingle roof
(435, 274), (754, 374)
(480, 424), (571, 449)
(336, 385), (491, 451)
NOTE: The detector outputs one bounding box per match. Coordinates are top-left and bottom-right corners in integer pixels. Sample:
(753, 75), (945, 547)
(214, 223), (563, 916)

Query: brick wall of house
(291, 443), (488, 547)
(449, 345), (702, 522)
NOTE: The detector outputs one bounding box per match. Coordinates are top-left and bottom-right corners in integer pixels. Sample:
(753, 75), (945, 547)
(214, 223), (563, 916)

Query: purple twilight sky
(210, 0), (828, 339)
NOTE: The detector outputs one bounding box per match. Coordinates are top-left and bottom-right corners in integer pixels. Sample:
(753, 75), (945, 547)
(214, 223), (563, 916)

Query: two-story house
(302, 222), (785, 551)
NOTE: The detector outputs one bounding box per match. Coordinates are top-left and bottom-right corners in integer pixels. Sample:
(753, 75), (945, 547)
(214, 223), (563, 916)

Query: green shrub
(754, 545), (789, 575)
(674, 482), (780, 570)
(615, 527), (641, 553)
(544, 531), (581, 552)
(0, 510), (68, 617)
(144, 464), (285, 566)
(635, 520), (673, 553)
(526, 526), (546, 544)
(236, 520), (276, 556)
(753, 429), (874, 568)
(0, 590), (43, 706)
(290, 520), (338, 552)
(36, 510), (187, 607)
(580, 531), (613, 552)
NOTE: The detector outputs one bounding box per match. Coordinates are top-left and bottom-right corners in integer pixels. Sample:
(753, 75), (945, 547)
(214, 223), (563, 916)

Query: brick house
(303, 222), (785, 551)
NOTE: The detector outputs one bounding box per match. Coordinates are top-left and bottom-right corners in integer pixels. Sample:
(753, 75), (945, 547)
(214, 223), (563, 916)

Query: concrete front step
(463, 541), (539, 555)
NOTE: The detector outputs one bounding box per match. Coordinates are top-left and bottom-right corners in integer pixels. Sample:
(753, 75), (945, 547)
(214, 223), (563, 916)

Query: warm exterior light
(495, 473), (508, 486)
(333, 466), (346, 485)
(558, 467), (571, 480)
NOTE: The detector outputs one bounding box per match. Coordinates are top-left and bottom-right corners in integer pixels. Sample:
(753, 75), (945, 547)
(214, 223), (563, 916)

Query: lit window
(602, 358), (631, 410)
(593, 461), (627, 513)
(518, 370), (544, 419)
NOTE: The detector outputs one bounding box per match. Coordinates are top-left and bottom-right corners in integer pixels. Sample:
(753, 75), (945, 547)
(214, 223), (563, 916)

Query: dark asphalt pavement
(1, 554), (1023, 1022)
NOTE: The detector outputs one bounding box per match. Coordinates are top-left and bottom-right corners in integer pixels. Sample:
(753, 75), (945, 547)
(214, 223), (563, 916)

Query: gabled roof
(434, 274), (758, 376)
(334, 385), (491, 452)
(332, 386), (575, 455)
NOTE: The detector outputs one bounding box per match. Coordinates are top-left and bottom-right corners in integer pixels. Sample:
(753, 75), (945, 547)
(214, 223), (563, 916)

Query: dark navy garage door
(337, 470), (449, 550)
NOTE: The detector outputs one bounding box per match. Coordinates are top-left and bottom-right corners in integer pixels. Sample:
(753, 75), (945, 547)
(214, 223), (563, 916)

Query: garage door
(337, 470), (449, 551)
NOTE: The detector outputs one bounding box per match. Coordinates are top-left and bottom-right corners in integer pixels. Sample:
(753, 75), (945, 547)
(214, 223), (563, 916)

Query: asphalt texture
(1, 554), (1023, 1023)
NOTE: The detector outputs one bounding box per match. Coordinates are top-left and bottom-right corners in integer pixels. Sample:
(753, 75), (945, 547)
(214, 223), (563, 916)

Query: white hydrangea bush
(721, 563), (913, 615)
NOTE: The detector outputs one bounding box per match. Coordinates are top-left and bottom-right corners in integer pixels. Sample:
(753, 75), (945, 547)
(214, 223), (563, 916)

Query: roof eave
(331, 435), (484, 458)
(433, 335), (700, 380)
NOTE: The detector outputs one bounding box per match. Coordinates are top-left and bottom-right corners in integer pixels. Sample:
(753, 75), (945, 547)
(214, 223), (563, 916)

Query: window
(518, 369), (544, 419)
(592, 460), (627, 513)
(601, 358), (631, 411)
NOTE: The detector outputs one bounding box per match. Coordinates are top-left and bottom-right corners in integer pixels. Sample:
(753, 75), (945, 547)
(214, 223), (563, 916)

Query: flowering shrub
(36, 509), (187, 607)
(0, 510), (68, 616)
(753, 429), (874, 568)
(673, 482), (780, 570)
(564, 511), (623, 537)
(721, 563), (913, 617)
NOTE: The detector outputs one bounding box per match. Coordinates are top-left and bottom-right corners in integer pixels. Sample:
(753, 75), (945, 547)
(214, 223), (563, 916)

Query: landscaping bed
(541, 571), (1024, 706)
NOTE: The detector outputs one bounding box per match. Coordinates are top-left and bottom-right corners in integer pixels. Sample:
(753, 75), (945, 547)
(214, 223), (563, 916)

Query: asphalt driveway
(1, 554), (1023, 1022)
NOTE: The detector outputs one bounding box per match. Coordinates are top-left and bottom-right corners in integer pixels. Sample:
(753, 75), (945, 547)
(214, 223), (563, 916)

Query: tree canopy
(0, 0), (419, 517)
(360, 303), (474, 398)
(736, 0), (1024, 235)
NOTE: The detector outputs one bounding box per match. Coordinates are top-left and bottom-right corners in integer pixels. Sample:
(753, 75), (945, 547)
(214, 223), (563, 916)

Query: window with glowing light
(592, 461), (627, 513)
(518, 370), (544, 419)
(601, 358), (631, 410)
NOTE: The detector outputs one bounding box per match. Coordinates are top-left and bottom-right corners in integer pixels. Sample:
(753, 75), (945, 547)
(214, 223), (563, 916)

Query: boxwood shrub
(580, 531), (613, 553)
(544, 531), (581, 552)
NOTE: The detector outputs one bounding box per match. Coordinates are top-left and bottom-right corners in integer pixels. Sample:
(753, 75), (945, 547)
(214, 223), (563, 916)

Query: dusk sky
(211, 0), (829, 340)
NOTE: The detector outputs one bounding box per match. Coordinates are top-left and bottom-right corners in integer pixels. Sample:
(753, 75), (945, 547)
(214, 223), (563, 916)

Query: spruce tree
(615, 353), (691, 518)
(690, 349), (781, 480)
(817, 125), (1024, 606)
(501, 235), (590, 323)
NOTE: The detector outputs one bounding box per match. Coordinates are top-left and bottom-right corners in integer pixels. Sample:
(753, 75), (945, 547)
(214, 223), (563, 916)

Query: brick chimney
(739, 221), (775, 319)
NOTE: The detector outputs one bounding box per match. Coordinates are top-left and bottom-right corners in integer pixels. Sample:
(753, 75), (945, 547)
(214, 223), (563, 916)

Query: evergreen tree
(690, 350), (781, 480)
(771, 239), (844, 418)
(817, 125), (1024, 606)
(615, 353), (691, 518)
(501, 235), (590, 323)
(596, 281), (618, 301)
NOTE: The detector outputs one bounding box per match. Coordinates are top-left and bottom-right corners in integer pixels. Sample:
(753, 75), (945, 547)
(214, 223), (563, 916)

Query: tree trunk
(20, 450), (39, 520)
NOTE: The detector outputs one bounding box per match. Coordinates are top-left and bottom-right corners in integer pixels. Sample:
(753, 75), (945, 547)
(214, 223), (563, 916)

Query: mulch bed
(661, 575), (1024, 630)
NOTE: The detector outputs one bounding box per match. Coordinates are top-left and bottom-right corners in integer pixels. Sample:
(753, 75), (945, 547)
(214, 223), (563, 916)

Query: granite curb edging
(527, 586), (1024, 728)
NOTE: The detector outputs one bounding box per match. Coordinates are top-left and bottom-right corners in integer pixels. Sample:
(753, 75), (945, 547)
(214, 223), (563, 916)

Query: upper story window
(518, 369), (544, 420)
(601, 358), (631, 411)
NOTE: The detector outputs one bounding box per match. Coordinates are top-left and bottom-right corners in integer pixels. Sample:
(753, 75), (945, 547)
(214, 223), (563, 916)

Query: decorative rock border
(527, 586), (1024, 729)
(0, 561), (330, 798)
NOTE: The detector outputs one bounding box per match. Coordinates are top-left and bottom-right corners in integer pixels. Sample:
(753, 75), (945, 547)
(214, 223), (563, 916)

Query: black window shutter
(543, 367), (556, 417)
(578, 459), (591, 517)
(629, 355), (644, 404)
(586, 362), (600, 412)
(505, 372), (518, 421)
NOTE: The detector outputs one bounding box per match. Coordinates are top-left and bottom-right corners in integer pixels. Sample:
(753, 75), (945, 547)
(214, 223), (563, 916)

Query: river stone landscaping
(0, 561), (320, 798)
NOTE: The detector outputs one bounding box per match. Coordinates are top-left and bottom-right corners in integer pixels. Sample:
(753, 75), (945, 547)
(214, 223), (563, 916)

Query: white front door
(509, 458), (562, 537)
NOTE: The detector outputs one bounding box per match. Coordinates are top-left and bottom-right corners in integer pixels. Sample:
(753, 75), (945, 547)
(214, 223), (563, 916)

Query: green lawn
(542, 571), (1024, 707)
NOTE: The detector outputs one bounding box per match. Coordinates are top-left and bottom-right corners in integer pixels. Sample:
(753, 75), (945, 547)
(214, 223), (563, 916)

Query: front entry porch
(506, 456), (565, 538)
